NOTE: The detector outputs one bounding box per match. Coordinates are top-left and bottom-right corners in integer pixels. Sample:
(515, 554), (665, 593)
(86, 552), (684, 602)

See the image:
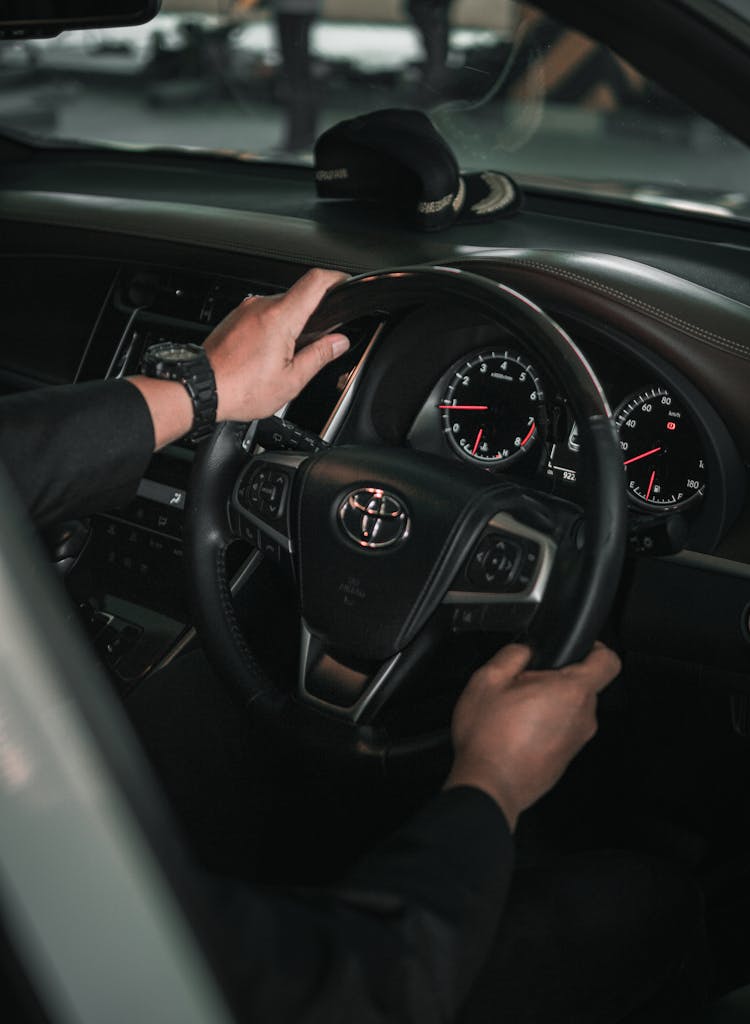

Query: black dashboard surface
(2, 145), (750, 304)
(3, 150), (750, 681)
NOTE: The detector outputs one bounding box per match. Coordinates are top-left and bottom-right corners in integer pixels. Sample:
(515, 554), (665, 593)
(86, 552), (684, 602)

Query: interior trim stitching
(215, 541), (273, 698)
(506, 258), (750, 362)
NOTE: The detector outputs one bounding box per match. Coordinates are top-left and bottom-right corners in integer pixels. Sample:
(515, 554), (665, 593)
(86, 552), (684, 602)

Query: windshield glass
(716, 0), (749, 21)
(1, 0), (749, 220)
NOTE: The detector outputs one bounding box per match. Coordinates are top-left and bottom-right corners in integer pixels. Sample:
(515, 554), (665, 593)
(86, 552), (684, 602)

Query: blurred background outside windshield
(1, 0), (749, 219)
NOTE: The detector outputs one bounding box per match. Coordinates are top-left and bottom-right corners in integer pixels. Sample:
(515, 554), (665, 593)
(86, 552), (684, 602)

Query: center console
(93, 452), (190, 622)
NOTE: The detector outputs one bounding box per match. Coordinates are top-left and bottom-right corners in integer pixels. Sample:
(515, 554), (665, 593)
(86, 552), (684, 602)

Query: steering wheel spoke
(230, 450), (305, 569)
(297, 620), (439, 725)
(444, 508), (558, 634)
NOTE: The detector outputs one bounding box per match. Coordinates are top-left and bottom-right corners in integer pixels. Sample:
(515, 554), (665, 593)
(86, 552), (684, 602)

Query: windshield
(1, 0), (749, 220)
(716, 0), (748, 20)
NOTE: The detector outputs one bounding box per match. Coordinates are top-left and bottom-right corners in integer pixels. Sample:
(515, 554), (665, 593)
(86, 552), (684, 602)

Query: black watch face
(155, 344), (202, 364)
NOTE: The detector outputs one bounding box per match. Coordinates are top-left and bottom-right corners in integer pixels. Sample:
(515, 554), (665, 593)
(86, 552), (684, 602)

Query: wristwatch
(141, 341), (218, 442)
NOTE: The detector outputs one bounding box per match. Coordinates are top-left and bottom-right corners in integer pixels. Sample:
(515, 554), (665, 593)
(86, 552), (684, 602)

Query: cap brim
(454, 171), (522, 224)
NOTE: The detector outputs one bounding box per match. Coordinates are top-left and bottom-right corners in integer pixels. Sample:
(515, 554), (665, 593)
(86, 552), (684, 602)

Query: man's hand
(445, 643), (621, 832)
(204, 268), (350, 422)
(131, 268), (349, 449)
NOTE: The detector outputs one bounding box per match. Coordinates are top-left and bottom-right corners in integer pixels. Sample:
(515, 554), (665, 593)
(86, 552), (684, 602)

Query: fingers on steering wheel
(282, 268), (350, 340)
(291, 333), (351, 391)
(574, 644), (622, 692)
(519, 642), (621, 694)
(478, 644), (533, 688)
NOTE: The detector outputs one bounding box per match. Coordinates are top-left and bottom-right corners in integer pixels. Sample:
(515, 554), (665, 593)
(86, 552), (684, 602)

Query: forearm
(0, 378), (155, 528)
(128, 375), (194, 450)
(445, 759), (521, 831)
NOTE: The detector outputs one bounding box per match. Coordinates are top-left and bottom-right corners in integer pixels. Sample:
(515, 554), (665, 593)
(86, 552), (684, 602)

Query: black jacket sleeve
(0, 379), (155, 528)
(213, 786), (514, 1024)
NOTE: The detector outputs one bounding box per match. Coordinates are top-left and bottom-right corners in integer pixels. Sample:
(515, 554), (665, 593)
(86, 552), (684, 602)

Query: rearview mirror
(0, 1), (161, 39)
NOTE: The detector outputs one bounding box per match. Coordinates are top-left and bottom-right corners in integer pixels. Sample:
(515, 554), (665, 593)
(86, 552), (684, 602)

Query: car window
(0, 0), (749, 219)
(714, 0), (748, 21)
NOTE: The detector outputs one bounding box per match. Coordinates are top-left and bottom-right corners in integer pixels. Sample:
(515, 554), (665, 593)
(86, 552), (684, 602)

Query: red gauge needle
(520, 422), (536, 447)
(623, 446), (661, 466)
(438, 405), (489, 410)
(472, 428), (484, 456)
(645, 469), (656, 502)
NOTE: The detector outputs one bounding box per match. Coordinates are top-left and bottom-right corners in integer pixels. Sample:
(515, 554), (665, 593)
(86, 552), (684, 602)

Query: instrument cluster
(409, 339), (708, 514)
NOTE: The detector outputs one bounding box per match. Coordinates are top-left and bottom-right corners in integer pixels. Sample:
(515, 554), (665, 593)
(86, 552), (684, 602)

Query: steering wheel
(185, 268), (626, 767)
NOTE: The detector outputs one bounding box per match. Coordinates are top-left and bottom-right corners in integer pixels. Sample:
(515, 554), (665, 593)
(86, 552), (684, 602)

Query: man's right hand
(445, 643), (621, 831)
(130, 268), (349, 450)
(203, 268), (350, 424)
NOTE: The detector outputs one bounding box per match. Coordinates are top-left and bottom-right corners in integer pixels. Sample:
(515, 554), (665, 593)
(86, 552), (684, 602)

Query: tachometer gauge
(615, 387), (706, 508)
(439, 350), (545, 467)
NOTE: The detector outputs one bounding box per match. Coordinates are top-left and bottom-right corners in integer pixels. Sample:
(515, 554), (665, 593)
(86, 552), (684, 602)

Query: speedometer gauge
(439, 351), (545, 467)
(615, 387), (706, 509)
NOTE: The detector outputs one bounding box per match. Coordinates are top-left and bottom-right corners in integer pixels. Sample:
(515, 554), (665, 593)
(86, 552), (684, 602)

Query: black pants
(460, 851), (709, 1023)
(127, 650), (710, 1023)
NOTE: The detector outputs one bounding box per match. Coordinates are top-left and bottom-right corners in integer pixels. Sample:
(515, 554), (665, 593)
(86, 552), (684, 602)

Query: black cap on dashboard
(313, 108), (522, 233)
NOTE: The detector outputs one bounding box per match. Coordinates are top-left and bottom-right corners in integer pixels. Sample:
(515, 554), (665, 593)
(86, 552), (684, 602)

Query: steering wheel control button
(339, 488), (410, 549)
(259, 473), (285, 518)
(467, 532), (523, 590)
(452, 605), (485, 631)
(248, 470), (264, 505)
(451, 597), (538, 634)
(256, 416), (330, 454)
(240, 463), (289, 523)
(469, 528), (528, 593)
(258, 534), (281, 564)
(515, 542), (540, 590)
(445, 511), (557, 615)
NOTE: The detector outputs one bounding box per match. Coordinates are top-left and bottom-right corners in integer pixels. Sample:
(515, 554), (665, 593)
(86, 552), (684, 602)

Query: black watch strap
(141, 342), (218, 442)
(183, 357), (218, 441)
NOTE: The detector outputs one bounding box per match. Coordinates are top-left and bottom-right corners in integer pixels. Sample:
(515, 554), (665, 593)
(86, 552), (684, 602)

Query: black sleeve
(0, 379), (155, 529)
(213, 786), (514, 1024)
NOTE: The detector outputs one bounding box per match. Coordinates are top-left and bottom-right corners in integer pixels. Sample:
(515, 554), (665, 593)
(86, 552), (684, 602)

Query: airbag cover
(293, 445), (503, 660)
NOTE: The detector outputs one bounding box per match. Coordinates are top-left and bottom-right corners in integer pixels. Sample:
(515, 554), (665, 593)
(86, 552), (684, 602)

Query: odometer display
(615, 388), (706, 508)
(440, 351), (544, 466)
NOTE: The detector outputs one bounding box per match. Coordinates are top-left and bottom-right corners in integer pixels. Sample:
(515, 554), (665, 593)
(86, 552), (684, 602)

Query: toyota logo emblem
(339, 488), (410, 549)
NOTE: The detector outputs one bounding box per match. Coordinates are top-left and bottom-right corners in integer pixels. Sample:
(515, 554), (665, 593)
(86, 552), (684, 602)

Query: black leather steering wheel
(185, 268), (626, 766)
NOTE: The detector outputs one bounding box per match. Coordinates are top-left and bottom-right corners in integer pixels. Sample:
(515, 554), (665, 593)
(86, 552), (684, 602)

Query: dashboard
(404, 315), (741, 553)
(413, 346), (703, 505)
(2, 153), (750, 688)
